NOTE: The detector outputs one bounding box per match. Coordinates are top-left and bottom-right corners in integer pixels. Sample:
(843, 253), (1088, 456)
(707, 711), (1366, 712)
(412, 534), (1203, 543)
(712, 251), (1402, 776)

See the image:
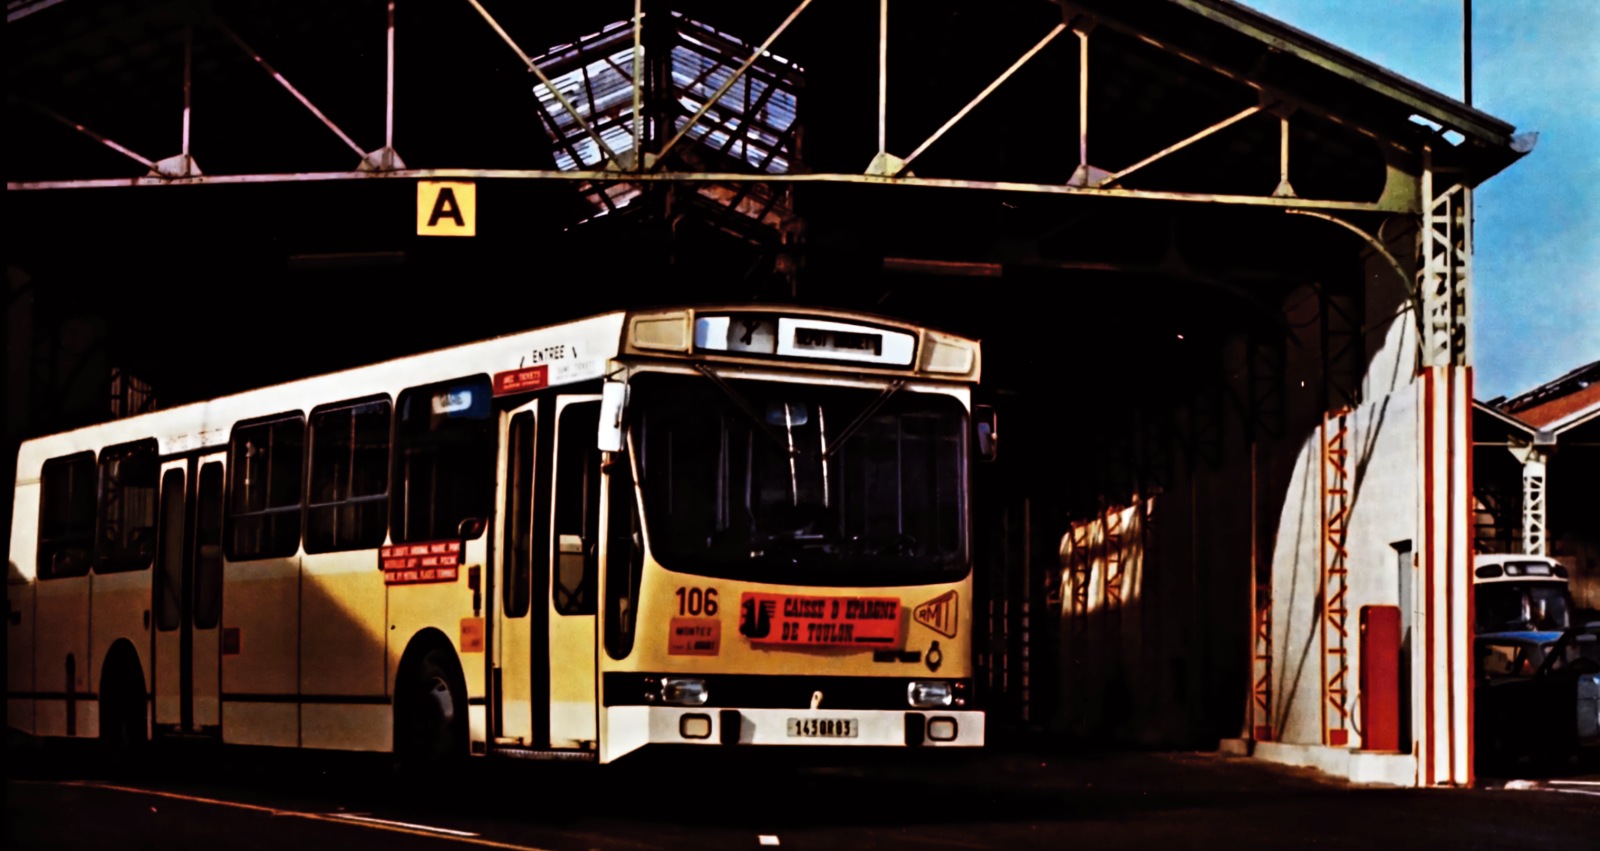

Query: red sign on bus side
(380, 540), (463, 585)
(493, 365), (549, 396)
(668, 618), (722, 656)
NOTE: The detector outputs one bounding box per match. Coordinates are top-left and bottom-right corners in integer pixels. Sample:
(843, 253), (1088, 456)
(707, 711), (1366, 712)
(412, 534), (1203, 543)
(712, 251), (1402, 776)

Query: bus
(1474, 554), (1575, 635)
(7, 306), (989, 764)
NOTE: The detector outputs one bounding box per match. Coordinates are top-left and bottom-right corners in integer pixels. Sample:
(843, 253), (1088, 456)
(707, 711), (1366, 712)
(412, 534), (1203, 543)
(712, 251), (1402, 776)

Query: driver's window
(1555, 636), (1600, 672)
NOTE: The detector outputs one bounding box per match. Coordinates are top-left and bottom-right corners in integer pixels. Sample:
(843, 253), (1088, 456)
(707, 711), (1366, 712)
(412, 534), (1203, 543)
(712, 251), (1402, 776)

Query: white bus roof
(1473, 554), (1569, 583)
(14, 305), (982, 480)
(15, 311), (630, 474)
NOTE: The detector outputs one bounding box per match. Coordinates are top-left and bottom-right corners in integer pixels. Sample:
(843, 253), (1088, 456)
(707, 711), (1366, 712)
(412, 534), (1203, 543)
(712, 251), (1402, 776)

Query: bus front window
(631, 373), (967, 586)
(1475, 582), (1574, 633)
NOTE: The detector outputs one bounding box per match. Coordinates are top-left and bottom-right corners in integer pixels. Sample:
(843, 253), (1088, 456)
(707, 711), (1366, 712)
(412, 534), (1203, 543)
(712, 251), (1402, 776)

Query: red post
(1361, 605), (1402, 751)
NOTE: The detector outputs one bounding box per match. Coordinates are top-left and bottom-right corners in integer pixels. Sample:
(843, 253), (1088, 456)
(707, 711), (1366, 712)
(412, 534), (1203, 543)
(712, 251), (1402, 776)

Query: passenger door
(492, 400), (546, 747)
(548, 397), (600, 748)
(152, 454), (226, 735)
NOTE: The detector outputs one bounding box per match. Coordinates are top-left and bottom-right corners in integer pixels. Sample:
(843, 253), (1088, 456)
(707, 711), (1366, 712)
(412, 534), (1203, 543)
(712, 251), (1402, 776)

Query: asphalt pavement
(8, 742), (1599, 851)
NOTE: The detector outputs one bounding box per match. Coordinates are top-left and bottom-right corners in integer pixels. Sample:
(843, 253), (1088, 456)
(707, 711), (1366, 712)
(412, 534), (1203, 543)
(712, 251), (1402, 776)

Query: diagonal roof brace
(1055, 0), (1534, 184)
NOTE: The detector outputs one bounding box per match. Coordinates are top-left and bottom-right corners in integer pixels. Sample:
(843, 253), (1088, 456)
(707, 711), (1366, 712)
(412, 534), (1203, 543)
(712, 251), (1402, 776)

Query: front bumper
(601, 705), (984, 762)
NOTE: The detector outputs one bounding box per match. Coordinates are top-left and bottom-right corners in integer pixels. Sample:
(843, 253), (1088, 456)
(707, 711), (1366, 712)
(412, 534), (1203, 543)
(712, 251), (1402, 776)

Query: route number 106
(675, 586), (719, 616)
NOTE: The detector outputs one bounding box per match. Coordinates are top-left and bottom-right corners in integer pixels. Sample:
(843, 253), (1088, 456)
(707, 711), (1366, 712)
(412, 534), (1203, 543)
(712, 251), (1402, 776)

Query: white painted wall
(1269, 315), (1420, 747)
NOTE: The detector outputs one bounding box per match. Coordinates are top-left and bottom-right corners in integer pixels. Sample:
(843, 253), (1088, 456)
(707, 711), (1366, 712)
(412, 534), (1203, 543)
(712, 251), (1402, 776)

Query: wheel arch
(96, 637), (147, 742)
(97, 638), (146, 697)
(392, 628), (467, 753)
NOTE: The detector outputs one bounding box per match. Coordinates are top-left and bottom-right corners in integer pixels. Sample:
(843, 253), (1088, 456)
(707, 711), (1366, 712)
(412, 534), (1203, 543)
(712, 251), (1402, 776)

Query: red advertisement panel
(738, 592), (901, 647)
(493, 365), (550, 396)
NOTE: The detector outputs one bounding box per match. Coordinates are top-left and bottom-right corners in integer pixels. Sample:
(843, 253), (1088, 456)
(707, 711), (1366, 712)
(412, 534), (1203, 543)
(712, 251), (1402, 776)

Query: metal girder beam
(1165, 0), (1516, 147)
(9, 4), (1452, 215)
(4, 168), (1408, 213)
(9, 0), (1510, 219)
(17, 99), (157, 170)
(1285, 209), (1421, 368)
(897, 22), (1067, 172)
(1100, 105), (1261, 187)
(1082, 16), (1399, 159)
(218, 22), (368, 161)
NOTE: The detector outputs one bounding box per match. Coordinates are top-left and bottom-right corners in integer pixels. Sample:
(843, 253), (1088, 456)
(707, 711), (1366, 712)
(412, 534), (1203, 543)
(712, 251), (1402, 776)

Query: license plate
(787, 717), (858, 738)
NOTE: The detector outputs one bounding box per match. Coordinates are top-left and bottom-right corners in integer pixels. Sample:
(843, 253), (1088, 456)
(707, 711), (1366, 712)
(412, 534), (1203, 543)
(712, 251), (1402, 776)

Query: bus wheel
(397, 646), (464, 769)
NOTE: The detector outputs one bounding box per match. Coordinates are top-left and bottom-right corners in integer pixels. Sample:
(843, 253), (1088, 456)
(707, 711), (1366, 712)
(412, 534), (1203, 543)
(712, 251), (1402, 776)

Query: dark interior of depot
(7, 0), (1559, 758)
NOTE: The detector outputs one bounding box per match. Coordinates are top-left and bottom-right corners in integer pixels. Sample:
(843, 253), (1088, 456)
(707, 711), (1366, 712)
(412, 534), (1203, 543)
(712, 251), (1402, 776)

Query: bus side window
(95, 439), (160, 573)
(37, 452), (96, 579)
(553, 402), (599, 616)
(227, 413), (305, 561)
(154, 468), (186, 631)
(502, 410), (536, 618)
(604, 447), (643, 660)
(306, 397), (391, 553)
(393, 376), (492, 544)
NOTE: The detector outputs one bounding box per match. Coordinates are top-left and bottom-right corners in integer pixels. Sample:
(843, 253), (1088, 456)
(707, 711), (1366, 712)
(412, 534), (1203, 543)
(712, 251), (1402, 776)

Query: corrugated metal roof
(530, 10), (801, 204)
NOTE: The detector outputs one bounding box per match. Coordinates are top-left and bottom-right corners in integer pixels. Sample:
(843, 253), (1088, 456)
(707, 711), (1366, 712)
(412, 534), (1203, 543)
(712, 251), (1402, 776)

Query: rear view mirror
(598, 380), (629, 452)
(974, 404), (998, 462)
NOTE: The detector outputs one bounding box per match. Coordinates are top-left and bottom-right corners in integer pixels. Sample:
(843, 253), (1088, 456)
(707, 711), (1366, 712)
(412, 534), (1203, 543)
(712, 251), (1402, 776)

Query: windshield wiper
(691, 363), (791, 453)
(824, 380), (905, 459)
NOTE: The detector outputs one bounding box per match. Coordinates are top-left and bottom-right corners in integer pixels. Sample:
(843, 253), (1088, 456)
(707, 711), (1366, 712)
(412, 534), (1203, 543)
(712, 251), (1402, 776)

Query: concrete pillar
(1418, 366), (1473, 786)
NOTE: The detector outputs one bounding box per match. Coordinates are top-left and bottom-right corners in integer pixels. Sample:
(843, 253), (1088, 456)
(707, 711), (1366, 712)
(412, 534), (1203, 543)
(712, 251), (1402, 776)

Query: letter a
(429, 187), (465, 227)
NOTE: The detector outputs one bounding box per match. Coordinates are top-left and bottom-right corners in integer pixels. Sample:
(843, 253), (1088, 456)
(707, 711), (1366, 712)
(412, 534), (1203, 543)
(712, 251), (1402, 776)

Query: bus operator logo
(740, 596), (776, 639)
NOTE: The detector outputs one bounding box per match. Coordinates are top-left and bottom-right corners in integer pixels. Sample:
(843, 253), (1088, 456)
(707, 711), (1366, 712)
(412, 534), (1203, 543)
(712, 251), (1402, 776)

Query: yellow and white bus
(7, 306), (987, 764)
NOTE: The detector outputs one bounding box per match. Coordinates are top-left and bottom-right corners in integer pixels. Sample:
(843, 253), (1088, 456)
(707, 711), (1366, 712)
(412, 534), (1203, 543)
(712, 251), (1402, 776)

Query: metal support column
(1321, 413), (1352, 746)
(1249, 441), (1273, 741)
(1103, 506), (1124, 609)
(1521, 451), (1546, 556)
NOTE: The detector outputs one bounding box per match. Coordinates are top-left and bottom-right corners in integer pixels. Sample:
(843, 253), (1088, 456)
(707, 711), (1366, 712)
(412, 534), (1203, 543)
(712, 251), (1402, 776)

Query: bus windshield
(630, 372), (968, 586)
(1475, 581), (1573, 633)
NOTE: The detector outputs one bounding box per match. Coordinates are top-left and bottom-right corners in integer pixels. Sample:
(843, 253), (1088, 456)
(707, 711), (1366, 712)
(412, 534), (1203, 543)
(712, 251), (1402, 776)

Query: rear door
(152, 454), (226, 735)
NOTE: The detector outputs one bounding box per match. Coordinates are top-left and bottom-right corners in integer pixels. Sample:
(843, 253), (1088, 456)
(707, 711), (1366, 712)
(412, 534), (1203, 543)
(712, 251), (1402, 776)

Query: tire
(396, 646), (465, 771)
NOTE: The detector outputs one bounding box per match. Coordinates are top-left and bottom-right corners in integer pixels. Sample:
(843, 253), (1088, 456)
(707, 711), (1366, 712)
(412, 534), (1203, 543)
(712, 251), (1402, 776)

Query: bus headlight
(661, 677), (709, 706)
(907, 680), (954, 709)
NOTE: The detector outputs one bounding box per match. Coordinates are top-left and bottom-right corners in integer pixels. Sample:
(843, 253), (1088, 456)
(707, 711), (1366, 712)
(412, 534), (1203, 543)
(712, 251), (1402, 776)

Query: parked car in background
(1475, 620), (1600, 768)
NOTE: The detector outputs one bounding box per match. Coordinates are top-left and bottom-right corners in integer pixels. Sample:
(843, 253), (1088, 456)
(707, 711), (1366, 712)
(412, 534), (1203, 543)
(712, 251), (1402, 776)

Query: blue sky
(1240, 0), (1599, 401)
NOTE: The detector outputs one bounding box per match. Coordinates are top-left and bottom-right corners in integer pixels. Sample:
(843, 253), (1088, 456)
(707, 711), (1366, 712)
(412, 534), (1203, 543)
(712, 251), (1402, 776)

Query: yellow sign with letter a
(417, 180), (476, 236)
